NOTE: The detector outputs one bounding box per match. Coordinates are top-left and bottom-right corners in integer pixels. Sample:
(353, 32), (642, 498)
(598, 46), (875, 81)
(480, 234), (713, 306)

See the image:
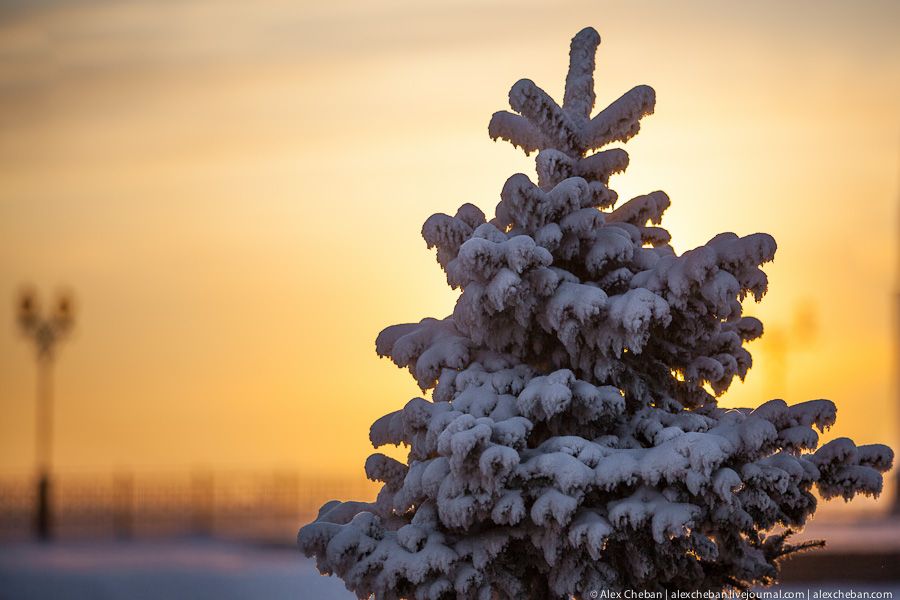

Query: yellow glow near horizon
(0, 1), (898, 514)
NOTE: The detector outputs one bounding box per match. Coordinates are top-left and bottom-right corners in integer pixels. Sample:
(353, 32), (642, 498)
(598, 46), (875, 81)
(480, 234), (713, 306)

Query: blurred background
(0, 0), (898, 597)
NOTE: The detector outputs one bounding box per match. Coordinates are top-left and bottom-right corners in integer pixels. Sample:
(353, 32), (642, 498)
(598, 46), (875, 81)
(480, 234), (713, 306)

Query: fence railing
(0, 470), (378, 543)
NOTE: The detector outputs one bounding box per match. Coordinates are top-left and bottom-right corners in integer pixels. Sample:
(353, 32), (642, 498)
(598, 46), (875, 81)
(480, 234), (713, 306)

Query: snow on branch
(509, 79), (581, 156)
(488, 111), (546, 155)
(563, 27), (602, 120)
(583, 85), (656, 151)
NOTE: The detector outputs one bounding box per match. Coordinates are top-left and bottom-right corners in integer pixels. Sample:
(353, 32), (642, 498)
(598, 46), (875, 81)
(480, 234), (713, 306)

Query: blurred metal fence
(0, 470), (377, 543)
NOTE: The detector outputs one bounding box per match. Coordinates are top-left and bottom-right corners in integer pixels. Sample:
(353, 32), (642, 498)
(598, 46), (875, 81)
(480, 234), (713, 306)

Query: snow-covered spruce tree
(299, 27), (893, 599)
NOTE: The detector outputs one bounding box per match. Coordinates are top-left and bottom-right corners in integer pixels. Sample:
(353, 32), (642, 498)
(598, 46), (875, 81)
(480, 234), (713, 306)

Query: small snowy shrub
(299, 27), (893, 599)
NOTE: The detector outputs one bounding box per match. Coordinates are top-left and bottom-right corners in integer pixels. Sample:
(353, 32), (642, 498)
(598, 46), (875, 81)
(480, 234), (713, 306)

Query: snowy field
(1, 540), (898, 600)
(0, 540), (354, 600)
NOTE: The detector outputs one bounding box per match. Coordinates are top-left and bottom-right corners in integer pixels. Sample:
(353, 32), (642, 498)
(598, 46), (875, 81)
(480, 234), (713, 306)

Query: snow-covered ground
(0, 540), (354, 600)
(0, 539), (897, 600)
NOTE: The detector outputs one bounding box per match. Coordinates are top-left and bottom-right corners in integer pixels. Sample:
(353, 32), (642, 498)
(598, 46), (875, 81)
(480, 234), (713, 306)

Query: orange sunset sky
(1, 0), (898, 512)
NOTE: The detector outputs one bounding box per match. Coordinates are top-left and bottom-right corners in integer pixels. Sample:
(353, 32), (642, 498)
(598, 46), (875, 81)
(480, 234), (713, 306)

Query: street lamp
(16, 288), (75, 540)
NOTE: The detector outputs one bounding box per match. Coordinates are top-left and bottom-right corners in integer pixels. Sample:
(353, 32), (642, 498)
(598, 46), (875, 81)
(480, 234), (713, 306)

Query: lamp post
(16, 288), (74, 541)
